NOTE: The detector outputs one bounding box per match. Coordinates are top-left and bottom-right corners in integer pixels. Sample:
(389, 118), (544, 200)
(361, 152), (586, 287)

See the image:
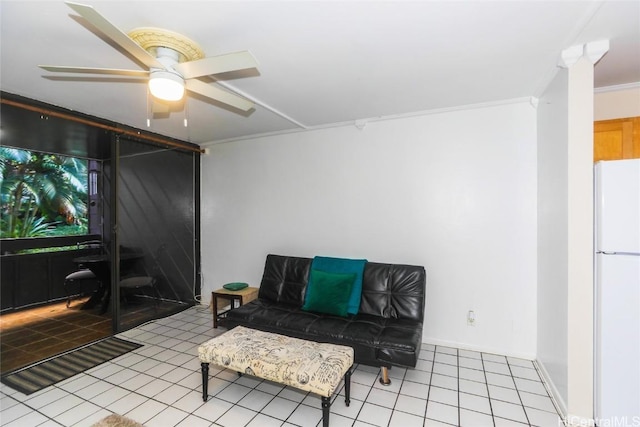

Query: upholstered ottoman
(199, 326), (354, 427)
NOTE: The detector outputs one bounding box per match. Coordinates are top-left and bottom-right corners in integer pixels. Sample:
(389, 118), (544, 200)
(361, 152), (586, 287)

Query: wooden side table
(211, 286), (259, 328)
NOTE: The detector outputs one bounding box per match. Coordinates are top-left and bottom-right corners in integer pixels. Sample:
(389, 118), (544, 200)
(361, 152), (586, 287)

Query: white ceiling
(1, 1), (639, 146)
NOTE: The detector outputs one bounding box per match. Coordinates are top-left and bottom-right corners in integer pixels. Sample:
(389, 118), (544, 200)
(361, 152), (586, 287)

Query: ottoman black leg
(321, 396), (331, 427)
(201, 362), (209, 402)
(344, 368), (352, 407)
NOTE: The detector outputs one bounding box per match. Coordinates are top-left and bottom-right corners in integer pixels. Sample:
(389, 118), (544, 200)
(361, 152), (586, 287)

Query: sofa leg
(379, 366), (391, 386)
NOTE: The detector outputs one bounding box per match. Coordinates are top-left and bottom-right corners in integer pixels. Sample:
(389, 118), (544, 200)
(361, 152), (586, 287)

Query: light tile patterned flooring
(0, 307), (564, 426)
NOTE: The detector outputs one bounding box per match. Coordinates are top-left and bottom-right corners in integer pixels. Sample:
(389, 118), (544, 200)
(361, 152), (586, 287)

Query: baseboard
(422, 337), (536, 361)
(535, 359), (569, 419)
(534, 359), (596, 427)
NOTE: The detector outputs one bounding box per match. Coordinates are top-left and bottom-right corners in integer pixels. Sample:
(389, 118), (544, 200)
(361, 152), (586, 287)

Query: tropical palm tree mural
(0, 147), (88, 238)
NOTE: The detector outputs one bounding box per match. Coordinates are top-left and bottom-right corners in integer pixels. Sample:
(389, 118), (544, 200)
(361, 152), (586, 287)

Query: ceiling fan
(39, 1), (258, 112)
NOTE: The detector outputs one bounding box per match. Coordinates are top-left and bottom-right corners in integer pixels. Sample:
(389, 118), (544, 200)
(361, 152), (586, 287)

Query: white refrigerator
(595, 158), (640, 425)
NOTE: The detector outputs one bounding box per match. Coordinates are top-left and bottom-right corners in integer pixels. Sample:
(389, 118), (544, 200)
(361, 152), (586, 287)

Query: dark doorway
(1, 93), (201, 373)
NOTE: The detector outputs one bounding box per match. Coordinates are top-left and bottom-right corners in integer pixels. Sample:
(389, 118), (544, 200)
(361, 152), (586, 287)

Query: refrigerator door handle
(597, 251), (640, 256)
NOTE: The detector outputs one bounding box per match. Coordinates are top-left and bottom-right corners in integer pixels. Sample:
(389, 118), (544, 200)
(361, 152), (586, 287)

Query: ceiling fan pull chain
(146, 88), (151, 128)
(184, 98), (189, 128)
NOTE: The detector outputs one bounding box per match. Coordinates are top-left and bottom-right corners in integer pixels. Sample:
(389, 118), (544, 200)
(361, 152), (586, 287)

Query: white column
(560, 40), (609, 427)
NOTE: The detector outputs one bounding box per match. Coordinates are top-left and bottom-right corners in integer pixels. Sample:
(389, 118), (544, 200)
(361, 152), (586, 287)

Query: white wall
(594, 86), (640, 120)
(537, 67), (570, 413)
(201, 101), (538, 358)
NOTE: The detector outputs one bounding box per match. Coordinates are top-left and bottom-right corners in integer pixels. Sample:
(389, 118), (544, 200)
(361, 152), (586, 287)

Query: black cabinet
(0, 248), (100, 311)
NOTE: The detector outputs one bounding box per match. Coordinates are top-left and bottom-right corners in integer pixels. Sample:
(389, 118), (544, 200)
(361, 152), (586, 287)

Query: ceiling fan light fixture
(148, 70), (184, 101)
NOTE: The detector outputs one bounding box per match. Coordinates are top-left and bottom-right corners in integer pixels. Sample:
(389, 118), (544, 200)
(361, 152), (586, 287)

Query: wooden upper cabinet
(594, 117), (640, 162)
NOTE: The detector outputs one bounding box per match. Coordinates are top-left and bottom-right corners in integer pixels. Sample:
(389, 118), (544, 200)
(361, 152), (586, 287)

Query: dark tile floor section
(0, 299), (112, 374)
(1, 298), (189, 375)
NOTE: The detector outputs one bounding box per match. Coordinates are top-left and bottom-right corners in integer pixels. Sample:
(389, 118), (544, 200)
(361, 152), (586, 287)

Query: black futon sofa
(224, 254), (426, 384)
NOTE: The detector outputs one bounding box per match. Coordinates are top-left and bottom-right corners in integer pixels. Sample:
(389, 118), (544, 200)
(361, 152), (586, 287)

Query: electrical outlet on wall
(467, 310), (476, 326)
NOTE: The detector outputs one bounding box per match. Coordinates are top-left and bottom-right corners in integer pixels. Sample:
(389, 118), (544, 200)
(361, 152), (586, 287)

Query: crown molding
(558, 39), (610, 69)
(584, 39), (609, 65)
(594, 82), (640, 94)
(558, 45), (584, 68)
(204, 96), (533, 146)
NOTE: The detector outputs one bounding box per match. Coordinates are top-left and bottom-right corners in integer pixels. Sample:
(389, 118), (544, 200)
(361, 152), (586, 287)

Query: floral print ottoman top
(199, 326), (354, 397)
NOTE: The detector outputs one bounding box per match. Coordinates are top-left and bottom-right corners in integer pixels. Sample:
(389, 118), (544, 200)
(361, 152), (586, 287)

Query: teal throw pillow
(307, 257), (367, 315)
(302, 269), (356, 317)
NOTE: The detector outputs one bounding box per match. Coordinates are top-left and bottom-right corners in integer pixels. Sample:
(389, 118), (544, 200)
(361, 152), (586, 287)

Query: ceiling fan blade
(174, 51), (258, 79)
(185, 80), (254, 111)
(39, 65), (149, 77)
(65, 1), (163, 70)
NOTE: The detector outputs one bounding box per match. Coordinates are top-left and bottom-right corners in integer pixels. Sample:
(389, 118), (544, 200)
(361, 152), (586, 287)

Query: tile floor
(0, 306), (565, 426)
